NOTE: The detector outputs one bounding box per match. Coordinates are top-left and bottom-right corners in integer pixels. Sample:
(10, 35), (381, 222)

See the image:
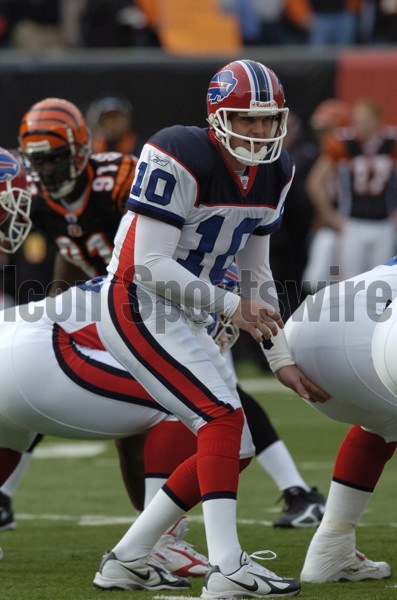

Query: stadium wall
(1, 46), (396, 149)
(0, 46), (336, 149)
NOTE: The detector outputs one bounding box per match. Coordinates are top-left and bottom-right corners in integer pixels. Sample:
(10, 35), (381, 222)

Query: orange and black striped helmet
(18, 98), (91, 200)
(310, 99), (351, 134)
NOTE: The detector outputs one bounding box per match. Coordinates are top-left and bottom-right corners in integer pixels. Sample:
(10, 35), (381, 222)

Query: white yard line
(154, 597), (255, 600)
(15, 513), (273, 527)
(15, 512), (375, 527)
(239, 377), (293, 394)
(34, 442), (108, 458)
(154, 596), (200, 600)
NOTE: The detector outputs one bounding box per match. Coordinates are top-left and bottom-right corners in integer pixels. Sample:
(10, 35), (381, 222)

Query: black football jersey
(29, 152), (136, 277)
(325, 128), (397, 220)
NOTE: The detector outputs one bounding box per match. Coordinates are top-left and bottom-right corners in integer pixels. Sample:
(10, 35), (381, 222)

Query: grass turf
(0, 374), (396, 600)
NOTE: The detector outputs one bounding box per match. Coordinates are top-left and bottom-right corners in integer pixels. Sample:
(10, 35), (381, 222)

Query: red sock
(164, 454), (200, 509)
(145, 421), (197, 477)
(333, 425), (397, 491)
(0, 448), (22, 486)
(162, 408), (250, 510)
(197, 408), (244, 500)
(164, 452), (252, 510)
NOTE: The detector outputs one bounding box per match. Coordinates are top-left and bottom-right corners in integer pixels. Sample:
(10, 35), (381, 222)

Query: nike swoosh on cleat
(225, 577), (259, 592)
(123, 567), (151, 580)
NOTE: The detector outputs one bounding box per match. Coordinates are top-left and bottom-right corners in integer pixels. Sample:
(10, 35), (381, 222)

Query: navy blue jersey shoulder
(149, 125), (293, 209)
(149, 125), (215, 174)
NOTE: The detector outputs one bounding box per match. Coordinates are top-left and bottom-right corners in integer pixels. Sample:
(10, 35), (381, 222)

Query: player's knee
(348, 425), (396, 461)
(197, 408), (244, 458)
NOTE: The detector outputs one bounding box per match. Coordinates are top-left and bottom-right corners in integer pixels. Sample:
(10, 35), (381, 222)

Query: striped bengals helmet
(207, 59), (288, 166)
(310, 99), (351, 133)
(18, 98), (91, 200)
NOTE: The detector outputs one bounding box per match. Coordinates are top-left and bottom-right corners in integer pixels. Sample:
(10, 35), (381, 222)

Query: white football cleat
(301, 530), (391, 583)
(152, 516), (208, 577)
(202, 550), (301, 598)
(93, 550), (191, 590)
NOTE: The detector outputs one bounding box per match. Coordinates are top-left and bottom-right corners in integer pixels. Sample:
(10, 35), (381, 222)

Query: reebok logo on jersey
(151, 155), (169, 167)
(207, 70), (237, 104)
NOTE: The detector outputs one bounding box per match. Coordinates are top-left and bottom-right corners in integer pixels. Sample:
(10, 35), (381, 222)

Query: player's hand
(274, 364), (330, 403)
(231, 297), (283, 342)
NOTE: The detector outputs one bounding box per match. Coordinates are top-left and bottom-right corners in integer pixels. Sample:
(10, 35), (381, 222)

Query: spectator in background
(86, 94), (146, 157)
(134, 0), (160, 44)
(306, 98), (397, 282)
(358, 0), (397, 44)
(284, 0), (361, 45)
(6, 0), (65, 51)
(223, 0), (286, 45)
(80, 0), (159, 47)
(302, 99), (351, 292)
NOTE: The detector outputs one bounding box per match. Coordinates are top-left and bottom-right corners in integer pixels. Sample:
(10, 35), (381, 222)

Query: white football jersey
(108, 125), (294, 287)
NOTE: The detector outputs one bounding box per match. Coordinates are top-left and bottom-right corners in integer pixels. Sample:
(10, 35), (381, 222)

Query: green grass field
(1, 374), (396, 600)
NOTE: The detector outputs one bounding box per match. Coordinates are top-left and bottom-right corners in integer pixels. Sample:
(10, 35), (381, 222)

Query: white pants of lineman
(0, 317), (170, 453)
(285, 264), (397, 442)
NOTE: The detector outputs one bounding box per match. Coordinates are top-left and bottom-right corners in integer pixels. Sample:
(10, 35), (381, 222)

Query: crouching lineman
(284, 257), (397, 583)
